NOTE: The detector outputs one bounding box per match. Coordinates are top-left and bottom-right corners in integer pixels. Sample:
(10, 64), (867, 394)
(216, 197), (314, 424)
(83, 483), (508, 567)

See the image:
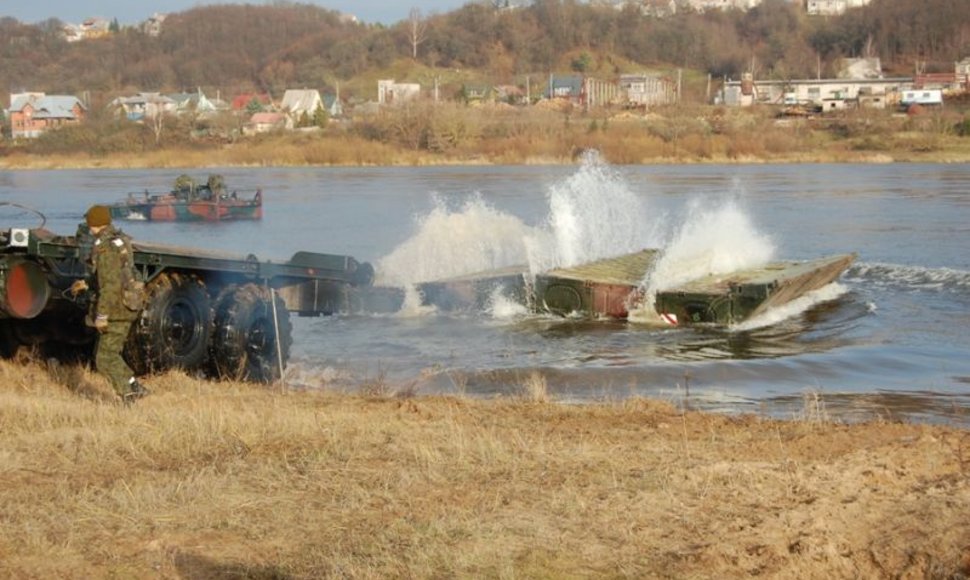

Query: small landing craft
(107, 174), (262, 222)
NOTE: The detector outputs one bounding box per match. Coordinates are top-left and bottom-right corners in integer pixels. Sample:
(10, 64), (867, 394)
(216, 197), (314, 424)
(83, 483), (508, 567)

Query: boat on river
(357, 250), (857, 327)
(107, 174), (262, 222)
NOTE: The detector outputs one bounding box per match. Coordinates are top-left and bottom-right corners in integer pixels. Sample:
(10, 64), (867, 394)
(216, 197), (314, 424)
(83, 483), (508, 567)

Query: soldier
(71, 205), (149, 404)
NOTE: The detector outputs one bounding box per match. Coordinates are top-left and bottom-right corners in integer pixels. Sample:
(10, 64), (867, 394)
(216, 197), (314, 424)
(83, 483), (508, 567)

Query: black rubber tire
(210, 284), (292, 383)
(127, 273), (212, 374)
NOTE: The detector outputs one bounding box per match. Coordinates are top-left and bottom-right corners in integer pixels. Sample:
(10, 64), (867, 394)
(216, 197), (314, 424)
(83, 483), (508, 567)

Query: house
(244, 112), (291, 135)
(956, 57), (970, 81)
(231, 93), (273, 112)
(547, 75), (584, 102)
(141, 13), (167, 37)
(63, 17), (111, 42)
(281, 89), (323, 120)
(377, 80), (420, 105)
(7, 93), (86, 139)
(166, 89), (226, 117)
(901, 89), (944, 107)
(109, 93), (176, 122)
(619, 74), (677, 107)
(319, 94), (341, 118)
(494, 84), (526, 104)
(720, 76), (912, 109)
(806, 0), (871, 15)
(683, 0), (763, 12)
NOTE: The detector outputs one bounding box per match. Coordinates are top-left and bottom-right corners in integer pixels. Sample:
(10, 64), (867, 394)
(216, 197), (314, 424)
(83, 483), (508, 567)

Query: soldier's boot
(122, 377), (150, 406)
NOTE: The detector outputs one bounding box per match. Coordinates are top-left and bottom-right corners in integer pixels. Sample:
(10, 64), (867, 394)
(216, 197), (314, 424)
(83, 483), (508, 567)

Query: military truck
(0, 225), (373, 382)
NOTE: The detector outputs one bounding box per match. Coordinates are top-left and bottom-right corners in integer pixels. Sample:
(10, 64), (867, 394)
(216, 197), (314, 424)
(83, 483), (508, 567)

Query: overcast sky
(1, 1), (475, 26)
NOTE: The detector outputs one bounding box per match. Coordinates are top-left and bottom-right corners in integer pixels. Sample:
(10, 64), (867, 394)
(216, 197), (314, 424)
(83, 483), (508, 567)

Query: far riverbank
(4, 105), (970, 169)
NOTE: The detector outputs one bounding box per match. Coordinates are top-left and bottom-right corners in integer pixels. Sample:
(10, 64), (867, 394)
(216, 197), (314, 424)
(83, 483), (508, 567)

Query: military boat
(107, 174), (262, 222)
(361, 249), (856, 327)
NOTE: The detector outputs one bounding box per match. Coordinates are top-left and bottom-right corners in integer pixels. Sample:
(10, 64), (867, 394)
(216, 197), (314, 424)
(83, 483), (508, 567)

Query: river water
(2, 158), (968, 424)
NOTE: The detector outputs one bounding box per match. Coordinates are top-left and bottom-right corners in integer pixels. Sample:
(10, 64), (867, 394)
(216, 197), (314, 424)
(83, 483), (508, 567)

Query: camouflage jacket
(91, 225), (142, 322)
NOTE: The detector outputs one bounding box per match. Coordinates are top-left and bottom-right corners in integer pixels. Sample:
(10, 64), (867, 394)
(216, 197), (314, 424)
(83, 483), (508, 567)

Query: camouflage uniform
(90, 225), (140, 398)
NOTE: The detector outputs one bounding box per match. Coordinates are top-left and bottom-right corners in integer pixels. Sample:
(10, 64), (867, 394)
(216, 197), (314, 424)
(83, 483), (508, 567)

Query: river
(2, 158), (968, 424)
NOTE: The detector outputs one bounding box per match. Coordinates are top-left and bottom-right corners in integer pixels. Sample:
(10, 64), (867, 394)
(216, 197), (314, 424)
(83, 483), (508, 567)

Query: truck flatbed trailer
(0, 227), (373, 382)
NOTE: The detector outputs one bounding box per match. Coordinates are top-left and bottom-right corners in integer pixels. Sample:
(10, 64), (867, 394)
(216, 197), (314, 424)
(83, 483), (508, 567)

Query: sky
(1, 0), (474, 26)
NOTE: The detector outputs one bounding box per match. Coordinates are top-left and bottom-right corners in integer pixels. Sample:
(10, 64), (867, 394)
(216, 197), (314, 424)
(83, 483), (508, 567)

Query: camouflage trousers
(95, 320), (135, 397)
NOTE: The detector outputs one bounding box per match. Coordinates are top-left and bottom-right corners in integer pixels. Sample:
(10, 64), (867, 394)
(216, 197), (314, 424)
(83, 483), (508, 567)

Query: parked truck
(0, 224), (373, 382)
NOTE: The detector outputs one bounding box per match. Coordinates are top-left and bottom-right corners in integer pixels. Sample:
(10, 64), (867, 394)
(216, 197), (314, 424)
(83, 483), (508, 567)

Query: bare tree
(145, 102), (167, 145)
(408, 8), (428, 60)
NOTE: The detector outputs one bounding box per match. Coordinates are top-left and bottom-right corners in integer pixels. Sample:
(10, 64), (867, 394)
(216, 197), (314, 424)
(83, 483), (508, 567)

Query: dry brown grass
(2, 358), (969, 578)
(5, 106), (970, 170)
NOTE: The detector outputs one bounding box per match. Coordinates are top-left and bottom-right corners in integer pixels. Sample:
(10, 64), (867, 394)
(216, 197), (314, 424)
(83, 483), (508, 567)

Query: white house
(280, 89), (323, 119)
(619, 74), (677, 107)
(901, 89), (944, 106)
(244, 112), (292, 135)
(721, 76), (912, 108)
(110, 92), (176, 122)
(377, 80), (420, 105)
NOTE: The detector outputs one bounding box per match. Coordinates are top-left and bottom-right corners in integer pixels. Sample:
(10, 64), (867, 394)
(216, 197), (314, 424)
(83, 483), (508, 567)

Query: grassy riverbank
(1, 358), (967, 578)
(3, 104), (970, 169)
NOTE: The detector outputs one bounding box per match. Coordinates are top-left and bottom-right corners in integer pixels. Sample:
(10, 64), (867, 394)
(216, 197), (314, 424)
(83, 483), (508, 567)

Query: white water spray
(376, 152), (658, 294)
(631, 196), (775, 323)
(376, 196), (533, 287)
(733, 283), (848, 331)
(525, 151), (658, 274)
(487, 286), (530, 319)
(375, 154), (789, 324)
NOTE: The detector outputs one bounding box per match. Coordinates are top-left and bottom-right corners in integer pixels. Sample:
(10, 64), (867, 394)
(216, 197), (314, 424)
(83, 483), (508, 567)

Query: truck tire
(128, 273), (212, 374)
(210, 284), (291, 383)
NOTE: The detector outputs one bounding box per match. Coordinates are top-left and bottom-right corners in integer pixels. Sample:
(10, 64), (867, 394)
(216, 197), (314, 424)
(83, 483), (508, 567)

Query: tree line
(0, 0), (968, 107)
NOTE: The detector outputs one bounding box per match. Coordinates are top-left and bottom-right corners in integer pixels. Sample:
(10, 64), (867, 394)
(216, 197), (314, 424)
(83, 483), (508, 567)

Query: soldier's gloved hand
(94, 314), (109, 332)
(69, 279), (88, 296)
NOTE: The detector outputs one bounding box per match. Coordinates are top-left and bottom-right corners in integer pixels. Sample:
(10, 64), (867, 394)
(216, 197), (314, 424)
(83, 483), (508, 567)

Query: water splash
(376, 153), (787, 325)
(525, 151), (658, 274)
(733, 283), (849, 331)
(487, 286), (530, 319)
(396, 285), (438, 317)
(377, 151), (658, 290)
(376, 195), (532, 287)
(631, 196), (775, 322)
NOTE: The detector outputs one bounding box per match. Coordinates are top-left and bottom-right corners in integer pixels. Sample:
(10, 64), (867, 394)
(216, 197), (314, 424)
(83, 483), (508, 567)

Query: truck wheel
(129, 273), (212, 374)
(210, 284), (291, 383)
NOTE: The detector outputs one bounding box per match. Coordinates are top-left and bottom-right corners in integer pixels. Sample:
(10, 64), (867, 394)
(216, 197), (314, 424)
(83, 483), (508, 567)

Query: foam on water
(732, 283), (849, 331)
(845, 262), (970, 293)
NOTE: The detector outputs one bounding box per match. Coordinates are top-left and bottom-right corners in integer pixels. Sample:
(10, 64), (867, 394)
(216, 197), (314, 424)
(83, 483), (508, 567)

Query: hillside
(1, 0), (968, 108)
